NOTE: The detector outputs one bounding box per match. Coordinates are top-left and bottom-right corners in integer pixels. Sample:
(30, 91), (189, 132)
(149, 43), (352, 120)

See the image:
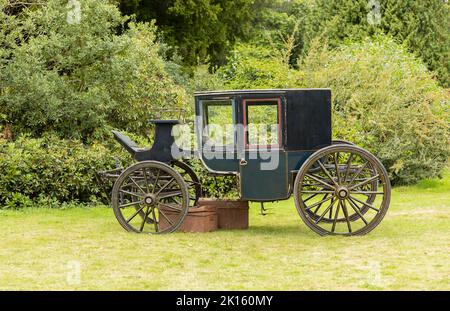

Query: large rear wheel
(294, 145), (391, 236)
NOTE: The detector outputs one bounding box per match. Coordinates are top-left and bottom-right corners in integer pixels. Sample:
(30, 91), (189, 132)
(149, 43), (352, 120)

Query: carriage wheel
(171, 161), (202, 207)
(304, 140), (377, 223)
(111, 161), (189, 234)
(294, 145), (391, 236)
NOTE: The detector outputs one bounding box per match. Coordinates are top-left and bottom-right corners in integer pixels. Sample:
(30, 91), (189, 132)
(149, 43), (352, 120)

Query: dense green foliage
(0, 0), (187, 140)
(218, 44), (298, 89)
(118, 0), (259, 68)
(219, 37), (450, 184)
(0, 135), (126, 209)
(0, 0), (448, 207)
(252, 0), (449, 86)
(305, 0), (450, 87)
(302, 38), (450, 184)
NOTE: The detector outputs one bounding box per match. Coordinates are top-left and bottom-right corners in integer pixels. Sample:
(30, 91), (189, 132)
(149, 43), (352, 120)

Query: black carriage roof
(194, 88), (330, 97)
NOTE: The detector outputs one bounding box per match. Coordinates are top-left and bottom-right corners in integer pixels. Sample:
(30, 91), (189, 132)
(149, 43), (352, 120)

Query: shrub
(214, 36), (449, 184)
(300, 37), (450, 184)
(217, 43), (300, 89)
(0, 135), (127, 209)
(293, 0), (450, 87)
(0, 0), (187, 141)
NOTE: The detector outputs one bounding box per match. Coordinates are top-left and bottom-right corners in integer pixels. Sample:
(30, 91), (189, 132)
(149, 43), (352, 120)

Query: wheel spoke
(158, 190), (182, 199)
(343, 153), (354, 183)
(119, 200), (143, 208)
(303, 183), (332, 188)
(142, 168), (151, 193)
(158, 202), (182, 212)
(333, 153), (341, 184)
(312, 194), (329, 214)
(317, 160), (339, 187)
(302, 193), (318, 203)
(151, 170), (161, 194)
(331, 201), (341, 233)
(155, 178), (175, 196)
(151, 207), (159, 232)
(305, 194), (332, 211)
(348, 162), (368, 185)
(128, 176), (146, 194)
(341, 200), (352, 233)
(169, 195), (182, 205)
(305, 174), (335, 190)
(159, 209), (174, 227)
(314, 197), (337, 224)
(119, 189), (145, 198)
(140, 206), (151, 232)
(126, 204), (147, 223)
(348, 174), (380, 190)
(301, 190), (335, 194)
(347, 198), (368, 225)
(350, 195), (380, 212)
(351, 190), (384, 195)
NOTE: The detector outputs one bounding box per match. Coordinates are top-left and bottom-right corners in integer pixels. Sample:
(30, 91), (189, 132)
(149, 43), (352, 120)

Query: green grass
(0, 171), (449, 290)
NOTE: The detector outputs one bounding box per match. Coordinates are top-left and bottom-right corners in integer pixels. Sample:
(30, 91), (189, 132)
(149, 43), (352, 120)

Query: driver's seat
(112, 120), (180, 163)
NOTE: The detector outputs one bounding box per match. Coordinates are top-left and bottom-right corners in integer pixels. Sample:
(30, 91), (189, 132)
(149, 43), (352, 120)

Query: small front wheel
(111, 161), (189, 234)
(294, 145), (391, 236)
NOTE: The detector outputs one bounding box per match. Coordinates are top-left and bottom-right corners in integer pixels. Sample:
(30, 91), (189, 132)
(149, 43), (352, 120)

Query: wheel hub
(144, 194), (156, 205)
(336, 186), (349, 199)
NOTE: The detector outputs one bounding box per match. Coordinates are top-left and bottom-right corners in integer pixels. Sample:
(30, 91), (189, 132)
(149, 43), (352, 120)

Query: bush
(300, 37), (450, 184)
(0, 0), (187, 141)
(215, 36), (449, 184)
(0, 135), (127, 209)
(217, 44), (300, 89)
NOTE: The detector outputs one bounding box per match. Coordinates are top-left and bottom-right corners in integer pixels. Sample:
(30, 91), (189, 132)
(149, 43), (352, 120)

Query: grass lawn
(0, 171), (449, 290)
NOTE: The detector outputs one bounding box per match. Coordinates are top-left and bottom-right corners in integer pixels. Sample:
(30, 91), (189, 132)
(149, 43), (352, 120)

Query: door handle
(240, 159), (248, 166)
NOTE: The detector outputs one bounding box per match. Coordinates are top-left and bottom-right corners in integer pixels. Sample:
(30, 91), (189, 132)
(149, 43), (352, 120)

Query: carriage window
(244, 99), (280, 148)
(202, 100), (234, 146)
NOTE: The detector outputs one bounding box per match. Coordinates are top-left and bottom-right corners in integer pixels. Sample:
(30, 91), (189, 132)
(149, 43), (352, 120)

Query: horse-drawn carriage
(101, 89), (391, 236)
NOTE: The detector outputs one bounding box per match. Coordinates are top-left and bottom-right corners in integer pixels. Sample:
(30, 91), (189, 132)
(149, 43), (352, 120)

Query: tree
(117, 0), (260, 68)
(300, 36), (450, 184)
(0, 0), (187, 140)
(300, 0), (450, 87)
(217, 36), (450, 184)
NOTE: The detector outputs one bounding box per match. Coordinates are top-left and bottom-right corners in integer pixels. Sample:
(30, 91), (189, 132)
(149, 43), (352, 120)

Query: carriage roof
(194, 88), (331, 97)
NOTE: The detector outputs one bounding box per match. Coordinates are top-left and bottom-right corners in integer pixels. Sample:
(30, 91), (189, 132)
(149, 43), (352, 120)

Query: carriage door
(239, 98), (289, 201)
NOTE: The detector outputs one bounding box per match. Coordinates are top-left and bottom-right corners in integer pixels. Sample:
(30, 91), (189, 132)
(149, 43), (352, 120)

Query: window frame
(200, 99), (236, 148)
(243, 98), (282, 149)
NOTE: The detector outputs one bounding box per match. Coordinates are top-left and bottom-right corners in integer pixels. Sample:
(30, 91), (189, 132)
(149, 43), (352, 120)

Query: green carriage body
(194, 89), (332, 201)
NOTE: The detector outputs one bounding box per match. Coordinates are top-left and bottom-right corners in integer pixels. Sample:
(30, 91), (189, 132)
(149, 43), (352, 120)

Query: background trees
(299, 0), (450, 87)
(118, 0), (259, 68)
